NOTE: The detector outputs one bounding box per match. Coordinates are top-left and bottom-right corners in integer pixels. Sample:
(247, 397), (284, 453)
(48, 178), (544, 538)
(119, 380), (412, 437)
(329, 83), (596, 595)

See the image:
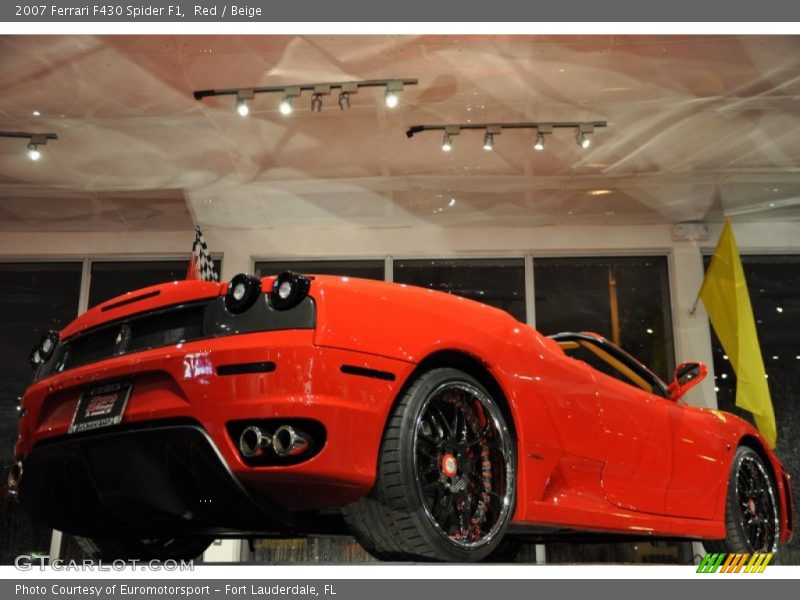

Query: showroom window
(393, 258), (526, 322)
(255, 259), (385, 281)
(88, 259), (222, 308)
(705, 254), (800, 563)
(0, 262), (83, 564)
(533, 256), (675, 382)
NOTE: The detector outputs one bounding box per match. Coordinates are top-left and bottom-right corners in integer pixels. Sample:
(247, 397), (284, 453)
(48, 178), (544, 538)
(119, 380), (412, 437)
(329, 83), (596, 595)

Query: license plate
(69, 381), (132, 434)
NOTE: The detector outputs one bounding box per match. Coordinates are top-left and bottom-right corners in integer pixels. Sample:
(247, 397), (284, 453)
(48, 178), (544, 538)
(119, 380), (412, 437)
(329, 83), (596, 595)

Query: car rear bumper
(15, 330), (415, 532)
(18, 421), (302, 538)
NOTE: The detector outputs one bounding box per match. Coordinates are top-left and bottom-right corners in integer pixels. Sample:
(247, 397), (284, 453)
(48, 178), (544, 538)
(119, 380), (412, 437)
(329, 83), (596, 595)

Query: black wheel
(75, 535), (212, 561)
(343, 368), (516, 561)
(704, 446), (780, 554)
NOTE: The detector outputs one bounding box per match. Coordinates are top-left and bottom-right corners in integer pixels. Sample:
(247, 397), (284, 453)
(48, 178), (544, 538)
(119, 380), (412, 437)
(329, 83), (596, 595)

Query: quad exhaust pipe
(7, 460), (23, 499)
(238, 425), (310, 459)
(239, 426), (272, 458)
(272, 425), (309, 457)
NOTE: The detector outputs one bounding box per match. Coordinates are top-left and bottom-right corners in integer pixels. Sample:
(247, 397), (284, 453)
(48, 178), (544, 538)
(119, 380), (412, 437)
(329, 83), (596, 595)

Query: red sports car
(11, 272), (794, 561)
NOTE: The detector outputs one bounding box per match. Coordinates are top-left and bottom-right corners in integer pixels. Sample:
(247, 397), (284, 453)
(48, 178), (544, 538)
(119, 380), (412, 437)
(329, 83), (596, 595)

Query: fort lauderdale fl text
(16, 584), (337, 597)
(14, 4), (265, 18)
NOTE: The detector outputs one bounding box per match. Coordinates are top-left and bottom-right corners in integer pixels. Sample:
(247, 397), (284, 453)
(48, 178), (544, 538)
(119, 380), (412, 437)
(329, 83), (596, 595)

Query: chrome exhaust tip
(272, 425), (309, 457)
(7, 460), (22, 499)
(239, 426), (272, 458)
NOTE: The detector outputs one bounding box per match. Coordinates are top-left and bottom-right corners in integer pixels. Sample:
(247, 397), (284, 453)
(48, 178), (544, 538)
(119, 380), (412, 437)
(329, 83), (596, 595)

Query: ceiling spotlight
(235, 90), (254, 117)
(576, 123), (594, 149)
(534, 132), (545, 151)
(32, 110), (41, 117)
(310, 85), (331, 113)
(481, 126), (500, 151)
(26, 142), (40, 161)
(338, 83), (356, 111)
(279, 86), (300, 116)
(385, 80), (404, 108)
(442, 133), (453, 152)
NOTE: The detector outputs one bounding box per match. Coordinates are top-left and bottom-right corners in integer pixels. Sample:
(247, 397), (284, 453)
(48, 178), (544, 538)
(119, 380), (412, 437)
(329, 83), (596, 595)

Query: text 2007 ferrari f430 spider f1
(11, 272), (794, 561)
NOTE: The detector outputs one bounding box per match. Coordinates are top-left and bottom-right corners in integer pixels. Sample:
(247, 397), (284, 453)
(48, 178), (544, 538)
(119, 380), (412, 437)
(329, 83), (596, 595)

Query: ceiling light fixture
(482, 125), (501, 151)
(407, 120), (606, 153)
(384, 80), (405, 108)
(576, 123), (594, 149)
(311, 85), (331, 113)
(534, 124), (551, 151)
(27, 142), (40, 161)
(194, 79), (417, 114)
(442, 133), (453, 152)
(338, 82), (357, 111)
(385, 91), (399, 108)
(235, 89), (254, 117)
(1, 131), (58, 161)
(279, 87), (300, 116)
(441, 126), (460, 152)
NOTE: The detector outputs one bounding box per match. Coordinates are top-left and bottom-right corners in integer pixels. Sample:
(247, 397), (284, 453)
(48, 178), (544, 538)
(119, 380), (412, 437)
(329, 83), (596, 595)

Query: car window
(559, 340), (654, 394)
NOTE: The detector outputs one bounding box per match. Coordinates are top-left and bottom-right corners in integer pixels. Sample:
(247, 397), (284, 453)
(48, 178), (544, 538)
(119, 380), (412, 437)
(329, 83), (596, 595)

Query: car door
(594, 371), (674, 515)
(555, 333), (675, 515)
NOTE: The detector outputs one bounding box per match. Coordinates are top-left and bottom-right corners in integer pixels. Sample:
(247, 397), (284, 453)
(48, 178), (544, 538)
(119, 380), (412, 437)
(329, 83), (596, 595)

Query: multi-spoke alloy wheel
(414, 382), (514, 549)
(704, 446), (781, 555)
(343, 368), (516, 561)
(734, 452), (780, 552)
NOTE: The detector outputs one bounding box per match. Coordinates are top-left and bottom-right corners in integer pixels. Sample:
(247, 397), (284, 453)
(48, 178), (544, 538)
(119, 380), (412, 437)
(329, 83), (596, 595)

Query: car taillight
(269, 271), (311, 311)
(224, 273), (262, 314)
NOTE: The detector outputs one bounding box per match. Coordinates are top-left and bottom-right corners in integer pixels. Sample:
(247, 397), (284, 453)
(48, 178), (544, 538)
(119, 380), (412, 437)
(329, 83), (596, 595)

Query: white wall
(3, 220), (800, 409)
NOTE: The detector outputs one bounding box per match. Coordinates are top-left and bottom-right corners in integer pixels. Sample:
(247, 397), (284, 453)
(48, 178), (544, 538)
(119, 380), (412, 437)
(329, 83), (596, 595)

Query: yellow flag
(699, 219), (777, 447)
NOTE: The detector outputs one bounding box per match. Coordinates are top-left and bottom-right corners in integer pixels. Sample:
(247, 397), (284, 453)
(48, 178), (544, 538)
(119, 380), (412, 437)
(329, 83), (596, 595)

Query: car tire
(75, 535), (213, 561)
(344, 367), (516, 561)
(704, 446), (781, 554)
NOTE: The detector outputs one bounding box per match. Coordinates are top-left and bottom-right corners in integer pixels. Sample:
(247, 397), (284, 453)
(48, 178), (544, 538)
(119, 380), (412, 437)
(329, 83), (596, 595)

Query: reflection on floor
(56, 534), (799, 565)
(0, 489), (52, 565)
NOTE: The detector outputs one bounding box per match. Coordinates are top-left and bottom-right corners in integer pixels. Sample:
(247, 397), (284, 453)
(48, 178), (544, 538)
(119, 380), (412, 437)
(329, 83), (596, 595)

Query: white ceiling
(1, 34), (799, 231)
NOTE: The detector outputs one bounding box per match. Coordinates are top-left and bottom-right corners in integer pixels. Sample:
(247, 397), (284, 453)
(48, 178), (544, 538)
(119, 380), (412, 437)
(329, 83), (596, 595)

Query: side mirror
(668, 361), (708, 401)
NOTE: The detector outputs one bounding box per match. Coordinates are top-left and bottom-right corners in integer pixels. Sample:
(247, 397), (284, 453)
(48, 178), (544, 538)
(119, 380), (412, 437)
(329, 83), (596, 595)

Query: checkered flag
(186, 226), (219, 282)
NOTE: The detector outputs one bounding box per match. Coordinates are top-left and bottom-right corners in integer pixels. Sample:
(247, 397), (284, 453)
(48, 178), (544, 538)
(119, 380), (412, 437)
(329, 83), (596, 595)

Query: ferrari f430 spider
(11, 272), (794, 561)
